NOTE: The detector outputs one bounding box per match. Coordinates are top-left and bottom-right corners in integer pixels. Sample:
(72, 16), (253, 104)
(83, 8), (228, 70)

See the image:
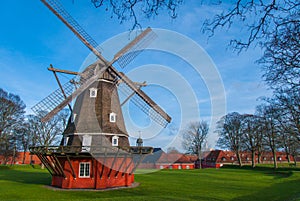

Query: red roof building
(0, 152), (41, 165)
(137, 148), (198, 170)
(202, 150), (297, 168)
(156, 152), (197, 169)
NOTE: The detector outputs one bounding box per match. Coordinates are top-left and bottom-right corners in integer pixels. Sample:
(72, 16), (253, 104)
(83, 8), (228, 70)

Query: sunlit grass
(0, 164), (299, 201)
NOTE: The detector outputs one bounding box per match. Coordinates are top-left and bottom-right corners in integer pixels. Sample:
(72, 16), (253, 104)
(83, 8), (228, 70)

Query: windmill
(29, 0), (171, 189)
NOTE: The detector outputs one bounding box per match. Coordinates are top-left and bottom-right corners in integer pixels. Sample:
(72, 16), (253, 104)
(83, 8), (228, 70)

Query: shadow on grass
(220, 164), (300, 200)
(0, 165), (51, 185)
(222, 164), (300, 171)
(0, 165), (10, 170)
(0, 165), (151, 201)
(221, 164), (298, 179)
(232, 179), (300, 201)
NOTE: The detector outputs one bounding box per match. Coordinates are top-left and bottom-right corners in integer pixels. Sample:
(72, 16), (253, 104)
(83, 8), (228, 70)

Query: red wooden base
(51, 156), (134, 189)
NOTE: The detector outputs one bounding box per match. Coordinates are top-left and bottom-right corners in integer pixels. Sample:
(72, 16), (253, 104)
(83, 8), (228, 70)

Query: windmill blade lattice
(32, 64), (103, 121)
(41, 0), (103, 58)
(114, 28), (157, 68)
(39, 0), (169, 126)
(31, 79), (76, 117)
(42, 0), (156, 68)
(118, 83), (169, 127)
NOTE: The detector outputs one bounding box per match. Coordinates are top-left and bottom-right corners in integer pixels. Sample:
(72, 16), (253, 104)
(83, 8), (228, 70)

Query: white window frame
(112, 135), (119, 146)
(109, 112), (117, 123)
(89, 88), (97, 98)
(109, 112), (116, 123)
(79, 162), (90, 178)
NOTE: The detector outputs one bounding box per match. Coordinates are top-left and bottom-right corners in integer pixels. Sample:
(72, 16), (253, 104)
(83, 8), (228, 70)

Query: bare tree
(275, 91), (300, 142)
(202, 0), (300, 52)
(0, 88), (25, 140)
(279, 126), (299, 164)
(289, 138), (300, 166)
(27, 109), (69, 148)
(15, 122), (33, 164)
(241, 114), (262, 168)
(262, 91), (300, 164)
(256, 103), (280, 169)
(0, 133), (15, 165)
(259, 22), (300, 92)
(91, 0), (183, 30)
(216, 112), (243, 167)
(0, 88), (25, 165)
(202, 1), (300, 116)
(182, 121), (209, 169)
(167, 146), (180, 154)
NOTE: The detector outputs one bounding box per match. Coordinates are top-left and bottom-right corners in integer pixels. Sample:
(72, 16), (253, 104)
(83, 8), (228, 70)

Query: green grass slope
(0, 165), (299, 201)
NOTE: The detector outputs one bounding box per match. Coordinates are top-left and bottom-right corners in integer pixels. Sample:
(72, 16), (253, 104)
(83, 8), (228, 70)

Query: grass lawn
(0, 164), (300, 201)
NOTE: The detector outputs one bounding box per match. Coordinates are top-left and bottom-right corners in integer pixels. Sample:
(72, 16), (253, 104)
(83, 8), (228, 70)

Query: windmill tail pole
(49, 65), (73, 113)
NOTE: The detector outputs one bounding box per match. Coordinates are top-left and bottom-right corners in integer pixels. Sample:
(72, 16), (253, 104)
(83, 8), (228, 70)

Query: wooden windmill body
(30, 0), (171, 189)
(62, 64), (129, 149)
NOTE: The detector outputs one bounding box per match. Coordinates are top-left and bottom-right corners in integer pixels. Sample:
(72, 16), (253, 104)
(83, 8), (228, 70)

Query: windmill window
(89, 88), (97, 98)
(112, 136), (119, 146)
(109, 112), (116, 123)
(79, 162), (90, 178)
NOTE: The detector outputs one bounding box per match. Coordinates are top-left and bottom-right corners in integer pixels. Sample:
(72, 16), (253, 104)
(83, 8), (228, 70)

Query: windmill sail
(36, 0), (171, 127)
(112, 28), (157, 68)
(41, 0), (104, 61)
(41, 0), (156, 68)
(110, 68), (171, 127)
(119, 83), (170, 127)
(32, 63), (105, 122)
(36, 0), (157, 120)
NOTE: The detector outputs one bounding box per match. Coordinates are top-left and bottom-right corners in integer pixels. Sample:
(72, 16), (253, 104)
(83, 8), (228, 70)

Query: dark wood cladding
(62, 67), (129, 148)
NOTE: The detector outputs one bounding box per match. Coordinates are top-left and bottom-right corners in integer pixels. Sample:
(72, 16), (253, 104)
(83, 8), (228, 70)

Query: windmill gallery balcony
(29, 145), (153, 189)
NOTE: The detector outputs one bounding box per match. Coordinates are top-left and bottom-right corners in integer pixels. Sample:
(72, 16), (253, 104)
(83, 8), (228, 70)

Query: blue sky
(0, 1), (271, 150)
